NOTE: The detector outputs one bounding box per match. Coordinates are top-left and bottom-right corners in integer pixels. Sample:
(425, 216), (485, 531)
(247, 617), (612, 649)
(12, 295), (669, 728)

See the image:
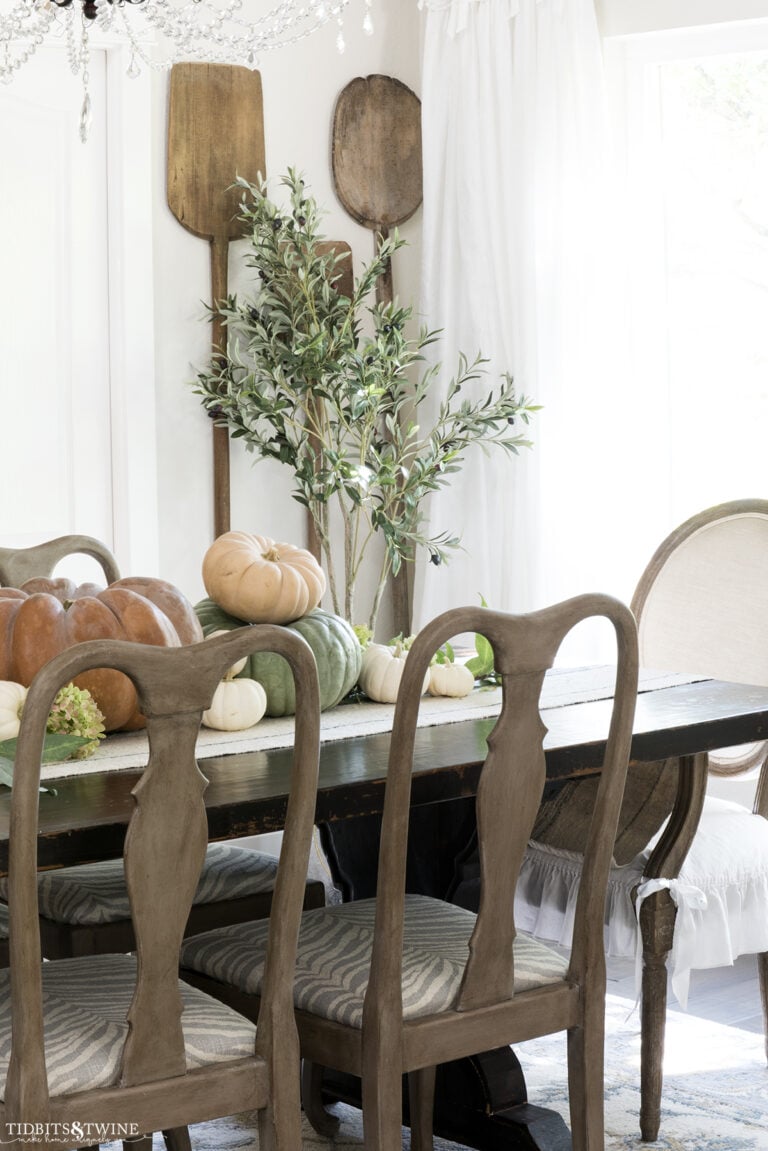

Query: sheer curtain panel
(415, 0), (617, 662)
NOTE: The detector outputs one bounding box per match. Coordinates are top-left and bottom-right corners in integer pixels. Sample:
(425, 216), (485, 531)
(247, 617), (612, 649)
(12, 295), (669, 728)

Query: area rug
(104, 994), (768, 1150)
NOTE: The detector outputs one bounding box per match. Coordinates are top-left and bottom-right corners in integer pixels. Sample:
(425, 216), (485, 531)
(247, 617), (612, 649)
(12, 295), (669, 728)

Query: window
(601, 21), (768, 604)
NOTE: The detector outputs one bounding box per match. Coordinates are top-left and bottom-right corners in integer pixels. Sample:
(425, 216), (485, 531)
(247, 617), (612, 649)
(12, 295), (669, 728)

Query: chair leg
(258, 1028), (304, 1151)
(758, 950), (768, 1064)
(163, 1129), (192, 1151)
(301, 1060), (341, 1137)
(407, 1067), (436, 1151)
(567, 1000), (606, 1151)
(361, 1047), (404, 1151)
(123, 1139), (153, 1151)
(640, 948), (668, 1142)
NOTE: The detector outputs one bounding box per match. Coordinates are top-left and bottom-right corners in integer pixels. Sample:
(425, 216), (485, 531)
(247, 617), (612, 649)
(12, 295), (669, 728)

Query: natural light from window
(660, 50), (768, 516)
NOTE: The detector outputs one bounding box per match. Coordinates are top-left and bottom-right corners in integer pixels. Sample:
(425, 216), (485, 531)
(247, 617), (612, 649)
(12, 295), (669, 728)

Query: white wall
(151, 0), (421, 634)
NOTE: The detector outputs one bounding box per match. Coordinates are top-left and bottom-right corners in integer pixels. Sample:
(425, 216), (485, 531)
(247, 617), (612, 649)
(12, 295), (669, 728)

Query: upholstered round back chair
(517, 499), (768, 1142)
(634, 499), (768, 775)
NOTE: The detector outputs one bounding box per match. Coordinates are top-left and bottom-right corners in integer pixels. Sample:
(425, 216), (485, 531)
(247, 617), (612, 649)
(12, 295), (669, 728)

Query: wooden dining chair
(0, 905), (7, 968)
(0, 533), (324, 962)
(0, 534), (121, 586)
(0, 624), (320, 1150)
(516, 498), (768, 1141)
(179, 596), (638, 1151)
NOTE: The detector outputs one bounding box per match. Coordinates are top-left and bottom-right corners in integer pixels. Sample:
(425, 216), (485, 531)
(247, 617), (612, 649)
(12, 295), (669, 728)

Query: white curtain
(414, 0), (622, 660)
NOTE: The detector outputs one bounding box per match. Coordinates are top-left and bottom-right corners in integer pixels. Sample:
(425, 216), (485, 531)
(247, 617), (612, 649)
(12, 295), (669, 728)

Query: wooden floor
(606, 951), (764, 1033)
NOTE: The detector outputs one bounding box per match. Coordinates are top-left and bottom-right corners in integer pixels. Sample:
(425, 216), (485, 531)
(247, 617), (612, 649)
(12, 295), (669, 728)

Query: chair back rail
(0, 535), (121, 587)
(364, 595), (638, 1028)
(3, 625), (320, 1118)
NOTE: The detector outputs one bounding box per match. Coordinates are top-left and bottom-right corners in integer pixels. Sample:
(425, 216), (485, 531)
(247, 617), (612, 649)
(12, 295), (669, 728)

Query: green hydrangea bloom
(46, 683), (106, 760)
(352, 624), (373, 649)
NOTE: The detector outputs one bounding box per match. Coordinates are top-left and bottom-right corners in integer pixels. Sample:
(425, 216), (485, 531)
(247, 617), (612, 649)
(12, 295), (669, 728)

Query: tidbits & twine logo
(1, 1122), (141, 1144)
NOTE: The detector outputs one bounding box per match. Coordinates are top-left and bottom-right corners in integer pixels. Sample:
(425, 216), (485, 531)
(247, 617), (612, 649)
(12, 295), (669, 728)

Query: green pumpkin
(195, 600), (362, 716)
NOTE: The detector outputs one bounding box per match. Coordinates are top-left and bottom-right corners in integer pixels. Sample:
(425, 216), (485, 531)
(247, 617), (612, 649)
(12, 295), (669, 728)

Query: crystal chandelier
(0, 0), (374, 95)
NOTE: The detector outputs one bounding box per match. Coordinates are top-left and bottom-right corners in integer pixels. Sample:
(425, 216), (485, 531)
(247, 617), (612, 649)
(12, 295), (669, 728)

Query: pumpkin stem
(62, 599), (74, 611)
(262, 546), (282, 563)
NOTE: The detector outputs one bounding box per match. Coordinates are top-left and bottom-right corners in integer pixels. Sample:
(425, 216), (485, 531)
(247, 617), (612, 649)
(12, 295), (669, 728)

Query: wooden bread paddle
(331, 74), (423, 634)
(332, 74), (422, 305)
(167, 63), (266, 540)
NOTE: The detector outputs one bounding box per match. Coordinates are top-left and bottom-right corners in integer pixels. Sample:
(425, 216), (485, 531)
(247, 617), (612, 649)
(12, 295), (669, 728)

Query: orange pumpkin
(0, 577), (203, 732)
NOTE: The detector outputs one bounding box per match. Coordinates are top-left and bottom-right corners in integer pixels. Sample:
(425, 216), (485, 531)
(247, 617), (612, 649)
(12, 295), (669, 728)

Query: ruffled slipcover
(515, 797), (768, 1006)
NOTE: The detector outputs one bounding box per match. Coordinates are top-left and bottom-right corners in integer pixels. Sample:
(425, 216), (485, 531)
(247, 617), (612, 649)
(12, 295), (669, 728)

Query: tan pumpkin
(202, 531), (326, 624)
(0, 577), (203, 732)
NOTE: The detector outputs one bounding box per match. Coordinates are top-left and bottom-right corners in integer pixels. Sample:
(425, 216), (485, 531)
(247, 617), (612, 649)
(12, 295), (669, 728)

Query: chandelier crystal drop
(0, 0), (374, 88)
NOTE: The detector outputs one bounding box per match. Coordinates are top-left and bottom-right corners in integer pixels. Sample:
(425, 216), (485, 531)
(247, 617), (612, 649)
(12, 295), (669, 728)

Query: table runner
(39, 667), (695, 783)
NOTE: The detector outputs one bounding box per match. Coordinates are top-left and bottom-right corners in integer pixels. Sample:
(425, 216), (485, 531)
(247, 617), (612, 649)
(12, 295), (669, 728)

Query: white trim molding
(104, 44), (160, 576)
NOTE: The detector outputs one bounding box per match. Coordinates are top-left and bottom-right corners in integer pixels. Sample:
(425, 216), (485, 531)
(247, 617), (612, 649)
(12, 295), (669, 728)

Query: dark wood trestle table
(2, 668), (768, 1150)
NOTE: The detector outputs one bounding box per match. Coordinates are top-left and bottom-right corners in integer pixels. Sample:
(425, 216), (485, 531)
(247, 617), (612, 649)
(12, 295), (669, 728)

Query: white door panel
(0, 49), (112, 555)
(0, 44), (151, 585)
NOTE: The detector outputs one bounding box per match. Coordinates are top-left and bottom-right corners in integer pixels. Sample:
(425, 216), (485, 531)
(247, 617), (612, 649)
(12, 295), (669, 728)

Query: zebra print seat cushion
(0, 953), (256, 1100)
(181, 894), (569, 1029)
(0, 844), (279, 926)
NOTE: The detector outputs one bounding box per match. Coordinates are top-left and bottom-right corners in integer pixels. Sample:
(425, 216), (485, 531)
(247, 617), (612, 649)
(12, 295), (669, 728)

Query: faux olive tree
(194, 170), (536, 632)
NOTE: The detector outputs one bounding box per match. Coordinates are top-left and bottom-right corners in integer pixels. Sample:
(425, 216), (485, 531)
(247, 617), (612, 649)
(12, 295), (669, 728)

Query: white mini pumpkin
(428, 661), (475, 699)
(358, 643), (430, 705)
(205, 629), (249, 677)
(0, 681), (27, 740)
(202, 675), (268, 731)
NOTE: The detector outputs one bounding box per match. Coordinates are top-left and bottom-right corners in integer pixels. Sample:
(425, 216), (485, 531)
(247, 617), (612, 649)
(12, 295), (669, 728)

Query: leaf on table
(0, 758), (14, 790)
(0, 731), (86, 794)
(0, 753), (57, 795)
(465, 632), (494, 678)
(0, 733), (91, 763)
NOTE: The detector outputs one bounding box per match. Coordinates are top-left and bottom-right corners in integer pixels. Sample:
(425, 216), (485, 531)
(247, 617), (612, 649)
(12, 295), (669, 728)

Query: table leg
(319, 1055), (572, 1151)
(318, 806), (573, 1151)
